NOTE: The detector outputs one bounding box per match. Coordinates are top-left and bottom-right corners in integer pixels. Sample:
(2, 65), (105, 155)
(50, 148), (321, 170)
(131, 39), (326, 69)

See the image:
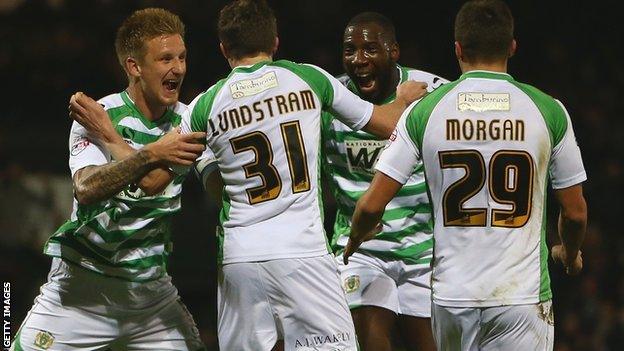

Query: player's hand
(396, 81), (428, 106)
(551, 244), (583, 275)
(144, 127), (206, 166)
(68, 92), (117, 143)
(343, 223), (382, 265)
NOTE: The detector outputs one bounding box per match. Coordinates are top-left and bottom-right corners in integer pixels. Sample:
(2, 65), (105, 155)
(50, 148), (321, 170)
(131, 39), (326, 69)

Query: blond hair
(114, 8), (185, 66)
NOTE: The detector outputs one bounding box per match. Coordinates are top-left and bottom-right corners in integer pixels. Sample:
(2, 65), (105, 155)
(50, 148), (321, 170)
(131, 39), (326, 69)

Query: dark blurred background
(1, 0), (622, 350)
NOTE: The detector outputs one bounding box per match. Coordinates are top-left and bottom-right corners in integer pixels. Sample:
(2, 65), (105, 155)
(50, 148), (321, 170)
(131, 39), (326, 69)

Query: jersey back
(184, 60), (373, 264)
(376, 71), (586, 307)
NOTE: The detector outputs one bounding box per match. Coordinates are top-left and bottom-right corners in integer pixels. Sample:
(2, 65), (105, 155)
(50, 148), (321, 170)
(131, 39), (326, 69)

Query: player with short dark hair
(346, 0), (587, 349)
(322, 11), (446, 351)
(183, 1), (428, 350)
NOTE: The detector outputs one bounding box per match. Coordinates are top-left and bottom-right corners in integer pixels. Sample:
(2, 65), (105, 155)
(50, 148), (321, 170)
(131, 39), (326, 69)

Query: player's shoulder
(171, 101), (188, 116)
(511, 79), (567, 117)
(97, 92), (125, 111)
(336, 73), (350, 87)
(402, 66), (449, 90)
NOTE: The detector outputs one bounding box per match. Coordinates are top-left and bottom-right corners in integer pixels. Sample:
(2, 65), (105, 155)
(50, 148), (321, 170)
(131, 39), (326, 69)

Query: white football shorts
(11, 258), (204, 351)
(336, 251), (431, 317)
(431, 300), (554, 351)
(218, 254), (357, 351)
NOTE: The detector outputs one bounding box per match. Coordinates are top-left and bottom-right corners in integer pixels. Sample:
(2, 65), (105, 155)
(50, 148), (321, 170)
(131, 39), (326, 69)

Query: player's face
(138, 34), (186, 107)
(343, 23), (397, 102)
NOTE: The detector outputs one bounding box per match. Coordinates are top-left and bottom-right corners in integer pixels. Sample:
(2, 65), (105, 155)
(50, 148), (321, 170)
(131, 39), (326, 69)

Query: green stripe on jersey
(323, 65), (439, 264)
(510, 81), (568, 146)
(44, 91), (185, 282)
(269, 60), (334, 109)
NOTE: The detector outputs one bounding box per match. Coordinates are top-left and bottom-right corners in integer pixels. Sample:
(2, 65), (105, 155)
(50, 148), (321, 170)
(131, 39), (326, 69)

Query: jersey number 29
(439, 149), (534, 228)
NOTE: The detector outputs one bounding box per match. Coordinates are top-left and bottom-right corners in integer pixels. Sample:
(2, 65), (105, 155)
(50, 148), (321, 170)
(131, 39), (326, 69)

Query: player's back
(186, 60), (372, 264)
(410, 70), (583, 307)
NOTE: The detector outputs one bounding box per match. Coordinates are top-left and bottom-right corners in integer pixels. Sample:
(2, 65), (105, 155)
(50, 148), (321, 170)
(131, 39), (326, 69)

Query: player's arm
(551, 184), (587, 275)
(69, 92), (175, 195)
(362, 80), (428, 138)
(344, 109), (421, 264)
(344, 172), (401, 263)
(72, 124), (206, 205)
(547, 100), (588, 275)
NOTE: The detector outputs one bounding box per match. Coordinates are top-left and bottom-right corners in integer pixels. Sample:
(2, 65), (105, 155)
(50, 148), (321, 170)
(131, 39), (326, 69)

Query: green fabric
(269, 60), (334, 109)
(510, 81), (568, 146)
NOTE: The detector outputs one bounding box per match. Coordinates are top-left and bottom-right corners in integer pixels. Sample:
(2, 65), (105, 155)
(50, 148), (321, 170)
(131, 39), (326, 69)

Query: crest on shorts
(343, 275), (360, 293)
(34, 330), (55, 349)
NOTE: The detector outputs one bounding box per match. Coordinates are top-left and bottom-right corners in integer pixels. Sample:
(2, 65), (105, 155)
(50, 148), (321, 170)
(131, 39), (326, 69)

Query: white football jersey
(376, 70), (586, 307)
(182, 60), (373, 264)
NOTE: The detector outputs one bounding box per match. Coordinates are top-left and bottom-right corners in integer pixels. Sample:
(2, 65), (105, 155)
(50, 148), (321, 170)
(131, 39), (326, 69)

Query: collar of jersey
(231, 60), (272, 74)
(120, 90), (175, 128)
(460, 70), (514, 81)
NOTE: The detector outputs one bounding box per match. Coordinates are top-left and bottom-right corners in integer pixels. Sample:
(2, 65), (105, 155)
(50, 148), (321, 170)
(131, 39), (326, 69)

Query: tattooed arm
(73, 128), (207, 205)
(69, 92), (179, 195)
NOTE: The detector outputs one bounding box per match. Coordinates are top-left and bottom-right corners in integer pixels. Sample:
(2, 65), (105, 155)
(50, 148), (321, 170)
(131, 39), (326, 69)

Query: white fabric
(376, 72), (586, 307)
(218, 254), (357, 351)
(431, 300), (554, 351)
(336, 252), (431, 317)
(13, 259), (203, 351)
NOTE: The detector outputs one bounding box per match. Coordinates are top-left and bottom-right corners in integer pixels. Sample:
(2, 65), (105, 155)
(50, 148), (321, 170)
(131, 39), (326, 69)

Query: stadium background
(0, 0), (622, 350)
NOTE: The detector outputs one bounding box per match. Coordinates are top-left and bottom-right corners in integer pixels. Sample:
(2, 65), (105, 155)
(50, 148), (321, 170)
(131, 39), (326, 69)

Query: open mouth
(354, 73), (376, 92)
(163, 79), (180, 92)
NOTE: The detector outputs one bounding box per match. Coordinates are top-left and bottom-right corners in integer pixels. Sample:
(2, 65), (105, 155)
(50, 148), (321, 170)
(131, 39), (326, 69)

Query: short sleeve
(374, 109), (421, 185)
(68, 121), (110, 177)
(549, 101), (587, 189)
(179, 90), (218, 175)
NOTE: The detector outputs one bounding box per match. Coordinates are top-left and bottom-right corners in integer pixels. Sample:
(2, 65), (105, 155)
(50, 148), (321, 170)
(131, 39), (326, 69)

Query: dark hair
(114, 8), (185, 66)
(347, 11), (397, 43)
(218, 0), (277, 59)
(454, 0), (514, 63)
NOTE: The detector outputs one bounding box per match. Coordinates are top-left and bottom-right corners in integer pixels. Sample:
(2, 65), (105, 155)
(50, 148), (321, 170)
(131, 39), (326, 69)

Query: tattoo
(74, 150), (155, 204)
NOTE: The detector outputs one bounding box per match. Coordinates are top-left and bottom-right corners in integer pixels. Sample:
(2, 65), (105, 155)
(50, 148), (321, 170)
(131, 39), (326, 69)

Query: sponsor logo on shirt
(457, 92), (510, 112)
(230, 71), (278, 99)
(345, 140), (386, 175)
(33, 330), (54, 349)
(70, 137), (90, 156)
(343, 275), (360, 293)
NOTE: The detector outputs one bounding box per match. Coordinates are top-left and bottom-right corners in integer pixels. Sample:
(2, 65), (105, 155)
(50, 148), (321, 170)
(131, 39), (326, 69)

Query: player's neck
(460, 60), (508, 74)
(126, 84), (167, 121)
(376, 65), (401, 104)
(229, 53), (273, 69)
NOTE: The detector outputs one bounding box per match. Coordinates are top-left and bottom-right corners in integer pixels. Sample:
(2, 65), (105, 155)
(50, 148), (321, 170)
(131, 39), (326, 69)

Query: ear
(389, 42), (400, 63)
(219, 42), (229, 60)
(454, 41), (463, 62)
(124, 57), (141, 78)
(272, 37), (279, 55)
(509, 39), (517, 58)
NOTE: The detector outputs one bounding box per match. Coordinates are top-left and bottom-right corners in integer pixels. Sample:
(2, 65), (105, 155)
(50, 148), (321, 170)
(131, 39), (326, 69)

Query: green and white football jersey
(376, 70), (587, 307)
(44, 91), (186, 282)
(182, 60), (373, 264)
(322, 65), (447, 265)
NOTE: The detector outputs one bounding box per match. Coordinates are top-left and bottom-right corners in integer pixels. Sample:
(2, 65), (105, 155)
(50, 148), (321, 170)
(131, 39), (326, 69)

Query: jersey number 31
(230, 121), (310, 205)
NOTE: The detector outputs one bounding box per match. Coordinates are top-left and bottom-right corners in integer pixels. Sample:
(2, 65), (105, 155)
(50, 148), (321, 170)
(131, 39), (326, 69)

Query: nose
(172, 58), (185, 75)
(352, 49), (368, 66)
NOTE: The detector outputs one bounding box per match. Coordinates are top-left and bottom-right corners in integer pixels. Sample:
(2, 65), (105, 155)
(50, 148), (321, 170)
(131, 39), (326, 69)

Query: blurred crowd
(1, 0), (622, 350)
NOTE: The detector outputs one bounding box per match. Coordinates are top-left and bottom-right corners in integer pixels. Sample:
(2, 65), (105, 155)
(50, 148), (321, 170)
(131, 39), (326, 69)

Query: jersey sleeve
(302, 64), (373, 131)
(374, 108), (421, 185)
(549, 100), (587, 189)
(179, 90), (218, 176)
(68, 121), (110, 177)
